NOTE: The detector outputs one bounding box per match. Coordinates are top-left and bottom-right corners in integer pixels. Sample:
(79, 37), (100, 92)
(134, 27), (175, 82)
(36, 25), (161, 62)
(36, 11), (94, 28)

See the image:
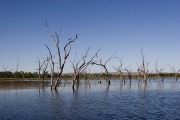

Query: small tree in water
(44, 19), (78, 89)
(70, 47), (101, 90)
(92, 51), (116, 85)
(138, 48), (150, 82)
(168, 64), (180, 81)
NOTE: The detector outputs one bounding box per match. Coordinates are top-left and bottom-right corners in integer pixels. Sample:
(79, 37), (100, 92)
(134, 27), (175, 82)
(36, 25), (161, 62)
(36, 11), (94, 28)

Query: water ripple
(0, 79), (180, 119)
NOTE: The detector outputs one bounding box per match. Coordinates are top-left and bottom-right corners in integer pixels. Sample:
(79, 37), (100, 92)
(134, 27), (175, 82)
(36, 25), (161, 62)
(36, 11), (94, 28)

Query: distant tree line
(0, 71), (179, 80)
(0, 71), (41, 79)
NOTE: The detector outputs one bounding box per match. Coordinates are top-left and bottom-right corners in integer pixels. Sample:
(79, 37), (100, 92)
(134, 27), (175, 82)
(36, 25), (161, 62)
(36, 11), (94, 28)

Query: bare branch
(168, 64), (180, 80)
(139, 48), (150, 81)
(45, 19), (78, 88)
(92, 50), (115, 84)
(71, 48), (101, 89)
(104, 51), (117, 66)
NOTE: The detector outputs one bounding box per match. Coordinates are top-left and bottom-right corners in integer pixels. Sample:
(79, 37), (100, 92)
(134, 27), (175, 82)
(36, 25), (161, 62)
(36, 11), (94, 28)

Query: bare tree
(112, 57), (124, 81)
(37, 57), (42, 81)
(41, 60), (48, 83)
(36, 57), (49, 83)
(3, 64), (13, 81)
(155, 59), (164, 81)
(16, 57), (20, 72)
(70, 47), (101, 89)
(168, 64), (180, 81)
(92, 51), (116, 85)
(138, 48), (150, 82)
(14, 57), (20, 81)
(124, 65), (133, 82)
(135, 61), (142, 81)
(44, 45), (56, 89)
(86, 67), (92, 81)
(45, 19), (78, 89)
(3, 64), (8, 81)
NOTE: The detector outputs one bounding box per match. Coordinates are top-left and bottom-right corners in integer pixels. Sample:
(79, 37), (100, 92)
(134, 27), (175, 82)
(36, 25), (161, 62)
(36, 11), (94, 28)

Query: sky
(0, 0), (180, 73)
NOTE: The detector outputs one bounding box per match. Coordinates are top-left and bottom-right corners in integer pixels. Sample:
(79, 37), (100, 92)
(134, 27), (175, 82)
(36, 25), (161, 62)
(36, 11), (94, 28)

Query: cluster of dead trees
(37, 20), (180, 89)
(37, 20), (117, 89)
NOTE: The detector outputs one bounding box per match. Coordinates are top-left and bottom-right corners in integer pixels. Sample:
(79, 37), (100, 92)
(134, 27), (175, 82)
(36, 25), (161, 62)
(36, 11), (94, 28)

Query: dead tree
(41, 60), (48, 82)
(70, 47), (101, 89)
(92, 51), (116, 85)
(3, 64), (8, 81)
(3, 64), (13, 81)
(124, 65), (133, 82)
(14, 57), (20, 81)
(138, 48), (150, 82)
(82, 67), (92, 81)
(37, 57), (42, 81)
(45, 19), (78, 89)
(44, 45), (56, 89)
(36, 57), (49, 83)
(155, 59), (164, 81)
(86, 67), (91, 81)
(135, 61), (142, 81)
(168, 64), (180, 81)
(16, 57), (20, 72)
(112, 57), (124, 81)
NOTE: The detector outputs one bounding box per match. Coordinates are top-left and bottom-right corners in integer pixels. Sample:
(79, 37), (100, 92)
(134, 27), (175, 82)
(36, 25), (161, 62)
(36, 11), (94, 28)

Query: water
(0, 79), (180, 120)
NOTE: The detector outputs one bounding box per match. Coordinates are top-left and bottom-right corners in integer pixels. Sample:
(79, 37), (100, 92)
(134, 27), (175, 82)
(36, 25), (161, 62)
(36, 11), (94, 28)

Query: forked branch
(92, 50), (116, 84)
(45, 19), (78, 89)
(71, 47), (101, 89)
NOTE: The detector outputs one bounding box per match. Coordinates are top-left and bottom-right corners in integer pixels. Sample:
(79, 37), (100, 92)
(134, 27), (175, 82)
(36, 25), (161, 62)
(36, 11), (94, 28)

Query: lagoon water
(0, 79), (180, 120)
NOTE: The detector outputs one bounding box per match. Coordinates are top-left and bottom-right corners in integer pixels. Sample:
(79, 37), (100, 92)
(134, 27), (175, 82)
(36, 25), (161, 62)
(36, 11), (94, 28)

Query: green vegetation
(0, 71), (179, 80)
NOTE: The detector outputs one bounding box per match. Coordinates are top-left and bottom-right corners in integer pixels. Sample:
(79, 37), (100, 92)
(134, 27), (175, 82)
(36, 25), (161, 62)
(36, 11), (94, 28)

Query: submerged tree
(124, 65), (133, 82)
(41, 59), (48, 82)
(44, 45), (56, 89)
(45, 19), (78, 89)
(155, 59), (164, 81)
(168, 64), (180, 81)
(37, 57), (42, 81)
(92, 51), (116, 85)
(112, 57), (124, 81)
(36, 57), (49, 83)
(13, 57), (20, 81)
(3, 64), (13, 81)
(135, 61), (142, 81)
(138, 48), (150, 82)
(70, 47), (101, 89)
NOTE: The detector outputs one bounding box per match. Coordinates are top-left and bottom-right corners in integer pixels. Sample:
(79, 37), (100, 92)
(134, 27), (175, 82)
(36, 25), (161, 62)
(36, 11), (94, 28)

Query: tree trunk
(72, 80), (75, 90)
(108, 79), (110, 85)
(54, 77), (60, 89)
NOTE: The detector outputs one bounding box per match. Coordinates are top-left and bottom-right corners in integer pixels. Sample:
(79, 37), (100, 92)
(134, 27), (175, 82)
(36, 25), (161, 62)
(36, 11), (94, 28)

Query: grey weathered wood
(45, 19), (78, 89)
(138, 48), (150, 82)
(71, 47), (101, 89)
(112, 57), (124, 81)
(155, 59), (164, 80)
(92, 50), (116, 84)
(168, 64), (180, 81)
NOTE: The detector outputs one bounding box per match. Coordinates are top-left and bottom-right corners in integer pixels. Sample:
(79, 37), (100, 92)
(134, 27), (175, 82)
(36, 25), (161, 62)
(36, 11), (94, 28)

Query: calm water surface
(0, 79), (180, 120)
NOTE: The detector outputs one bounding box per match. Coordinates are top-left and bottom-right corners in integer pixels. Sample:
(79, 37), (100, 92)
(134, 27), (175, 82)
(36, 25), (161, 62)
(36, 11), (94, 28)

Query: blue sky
(0, 0), (180, 73)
